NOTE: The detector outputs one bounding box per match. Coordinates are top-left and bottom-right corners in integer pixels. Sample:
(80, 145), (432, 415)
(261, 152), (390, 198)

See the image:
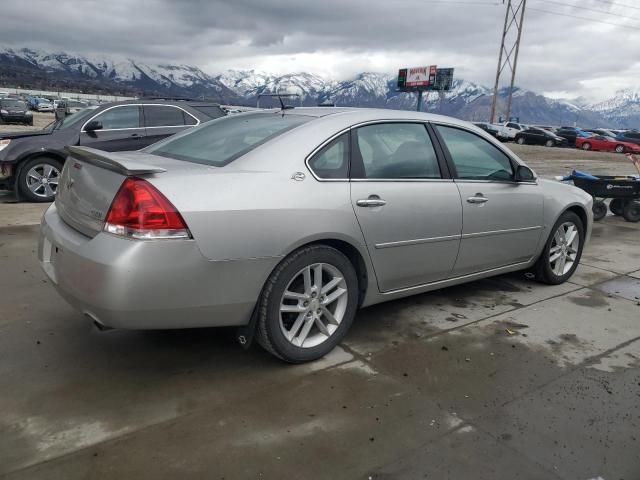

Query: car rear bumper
(38, 204), (280, 330)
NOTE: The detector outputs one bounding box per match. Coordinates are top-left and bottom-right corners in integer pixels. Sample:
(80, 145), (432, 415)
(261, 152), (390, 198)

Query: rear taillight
(104, 177), (191, 240)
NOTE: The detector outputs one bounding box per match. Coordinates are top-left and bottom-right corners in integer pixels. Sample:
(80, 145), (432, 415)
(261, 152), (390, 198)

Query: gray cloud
(0, 0), (638, 100)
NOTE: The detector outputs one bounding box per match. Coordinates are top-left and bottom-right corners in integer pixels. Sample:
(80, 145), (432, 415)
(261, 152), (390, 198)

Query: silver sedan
(38, 108), (593, 363)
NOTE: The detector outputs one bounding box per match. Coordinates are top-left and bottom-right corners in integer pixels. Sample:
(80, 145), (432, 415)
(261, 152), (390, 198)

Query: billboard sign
(403, 65), (437, 88)
(433, 68), (454, 91)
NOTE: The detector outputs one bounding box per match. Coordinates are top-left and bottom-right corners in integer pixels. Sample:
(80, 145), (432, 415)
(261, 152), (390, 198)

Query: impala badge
(291, 172), (306, 181)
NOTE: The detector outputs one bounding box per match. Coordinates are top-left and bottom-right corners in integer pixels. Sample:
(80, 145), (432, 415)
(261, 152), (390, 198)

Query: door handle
(467, 194), (488, 204)
(130, 133), (142, 138)
(356, 197), (387, 207)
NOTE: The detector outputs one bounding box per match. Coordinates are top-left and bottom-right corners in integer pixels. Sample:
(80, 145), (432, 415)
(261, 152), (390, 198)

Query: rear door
(79, 105), (146, 151)
(525, 128), (545, 145)
(434, 124), (544, 276)
(349, 122), (462, 292)
(142, 105), (198, 147)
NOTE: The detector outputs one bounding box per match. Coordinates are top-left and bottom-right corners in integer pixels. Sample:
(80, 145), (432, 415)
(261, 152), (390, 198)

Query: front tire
(545, 139), (554, 147)
(534, 211), (584, 285)
(615, 145), (625, 153)
(17, 157), (62, 202)
(516, 137), (525, 145)
(581, 142), (591, 150)
(256, 245), (359, 363)
(609, 198), (626, 216)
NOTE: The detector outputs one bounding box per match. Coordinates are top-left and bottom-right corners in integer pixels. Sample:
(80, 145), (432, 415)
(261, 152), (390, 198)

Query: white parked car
(36, 101), (54, 112)
(497, 122), (529, 140)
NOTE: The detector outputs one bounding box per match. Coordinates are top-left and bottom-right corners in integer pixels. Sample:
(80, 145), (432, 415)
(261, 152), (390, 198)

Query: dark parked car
(515, 127), (568, 147)
(0, 99), (33, 125)
(0, 99), (226, 202)
(616, 131), (640, 146)
(555, 127), (592, 146)
(473, 122), (509, 141)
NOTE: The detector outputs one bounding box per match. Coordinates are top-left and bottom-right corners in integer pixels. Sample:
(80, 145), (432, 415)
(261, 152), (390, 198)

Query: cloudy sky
(1, 0), (639, 101)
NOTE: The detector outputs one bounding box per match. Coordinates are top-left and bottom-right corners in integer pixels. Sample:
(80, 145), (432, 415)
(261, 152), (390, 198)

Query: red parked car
(576, 135), (640, 154)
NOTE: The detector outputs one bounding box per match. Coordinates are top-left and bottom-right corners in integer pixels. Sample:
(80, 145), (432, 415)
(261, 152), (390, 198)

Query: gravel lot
(0, 120), (639, 479)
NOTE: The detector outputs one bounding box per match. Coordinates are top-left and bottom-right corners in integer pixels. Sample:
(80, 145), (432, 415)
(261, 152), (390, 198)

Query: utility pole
(489, 0), (527, 124)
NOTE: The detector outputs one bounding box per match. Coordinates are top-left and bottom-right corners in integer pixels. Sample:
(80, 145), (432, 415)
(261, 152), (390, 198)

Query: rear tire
(17, 157), (62, 202)
(609, 198), (626, 216)
(615, 145), (625, 153)
(622, 201), (640, 222)
(256, 245), (359, 363)
(534, 211), (584, 285)
(592, 200), (607, 221)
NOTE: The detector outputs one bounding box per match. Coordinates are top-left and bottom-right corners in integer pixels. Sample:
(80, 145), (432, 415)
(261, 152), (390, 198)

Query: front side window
(353, 123), (441, 179)
(92, 106), (141, 130)
(308, 133), (349, 179)
(436, 125), (514, 181)
(144, 105), (190, 127)
(146, 112), (311, 167)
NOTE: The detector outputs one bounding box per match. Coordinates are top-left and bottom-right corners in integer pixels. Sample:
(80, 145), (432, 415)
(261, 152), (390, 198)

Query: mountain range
(0, 47), (638, 128)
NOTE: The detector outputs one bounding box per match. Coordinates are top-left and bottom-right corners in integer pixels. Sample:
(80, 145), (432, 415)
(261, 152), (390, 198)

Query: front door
(434, 124), (544, 276)
(79, 105), (146, 152)
(349, 122), (462, 292)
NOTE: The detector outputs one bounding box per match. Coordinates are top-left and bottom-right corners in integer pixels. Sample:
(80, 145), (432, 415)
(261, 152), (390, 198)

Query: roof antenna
(277, 94), (294, 115)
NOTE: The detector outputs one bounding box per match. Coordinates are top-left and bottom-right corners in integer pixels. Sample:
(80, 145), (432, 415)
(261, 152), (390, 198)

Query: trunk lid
(56, 147), (168, 237)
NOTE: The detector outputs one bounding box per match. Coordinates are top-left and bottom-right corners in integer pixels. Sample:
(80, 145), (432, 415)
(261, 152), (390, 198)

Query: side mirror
(84, 120), (102, 132)
(515, 165), (536, 182)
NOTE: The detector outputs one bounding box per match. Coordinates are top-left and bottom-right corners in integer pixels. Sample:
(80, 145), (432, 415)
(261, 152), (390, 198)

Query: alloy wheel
(279, 262), (348, 348)
(548, 222), (580, 276)
(26, 163), (60, 199)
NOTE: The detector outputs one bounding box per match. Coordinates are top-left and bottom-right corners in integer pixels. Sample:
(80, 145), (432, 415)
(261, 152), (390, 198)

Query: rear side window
(308, 133), (349, 179)
(92, 106), (141, 130)
(146, 112), (311, 167)
(436, 125), (514, 181)
(144, 105), (192, 127)
(352, 123), (441, 179)
(192, 105), (226, 119)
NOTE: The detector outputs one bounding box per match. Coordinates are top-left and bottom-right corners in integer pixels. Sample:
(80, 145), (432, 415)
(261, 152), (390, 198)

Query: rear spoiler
(65, 146), (167, 176)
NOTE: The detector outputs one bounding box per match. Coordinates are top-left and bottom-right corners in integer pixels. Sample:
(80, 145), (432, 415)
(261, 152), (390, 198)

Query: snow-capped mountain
(588, 89), (640, 127)
(0, 46), (637, 128)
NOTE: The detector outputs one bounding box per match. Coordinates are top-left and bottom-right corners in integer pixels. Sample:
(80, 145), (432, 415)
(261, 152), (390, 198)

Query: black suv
(0, 99), (226, 202)
(0, 98), (33, 125)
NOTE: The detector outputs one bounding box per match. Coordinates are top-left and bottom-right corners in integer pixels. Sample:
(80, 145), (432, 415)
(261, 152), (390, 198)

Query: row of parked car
(0, 98), (227, 201)
(473, 121), (640, 153)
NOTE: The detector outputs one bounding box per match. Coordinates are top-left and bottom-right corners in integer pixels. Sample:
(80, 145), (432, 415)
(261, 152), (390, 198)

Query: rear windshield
(146, 112), (311, 167)
(191, 105), (226, 119)
(1, 100), (26, 109)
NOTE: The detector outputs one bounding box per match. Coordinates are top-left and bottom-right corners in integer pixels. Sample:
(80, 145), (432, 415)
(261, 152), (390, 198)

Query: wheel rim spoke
(321, 306), (339, 325)
(565, 226), (576, 245)
(320, 276), (343, 295)
(296, 318), (314, 346)
(314, 317), (330, 336)
(283, 290), (308, 301)
(549, 251), (562, 263)
(303, 267), (312, 295)
(28, 182), (43, 193)
(312, 264), (323, 290)
(280, 304), (305, 313)
(287, 313), (306, 341)
(323, 287), (346, 306)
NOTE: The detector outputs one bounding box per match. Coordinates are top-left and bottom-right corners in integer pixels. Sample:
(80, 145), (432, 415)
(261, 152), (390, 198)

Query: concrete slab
(473, 365), (640, 480)
(629, 270), (640, 280)
(344, 273), (579, 357)
(369, 425), (564, 480)
(580, 219), (640, 275)
(567, 263), (619, 288)
(4, 366), (458, 480)
(0, 200), (48, 227)
(594, 275), (640, 303)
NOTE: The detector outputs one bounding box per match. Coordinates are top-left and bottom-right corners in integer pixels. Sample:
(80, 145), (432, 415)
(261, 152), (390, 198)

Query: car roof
(99, 99), (222, 108)
(259, 107), (477, 129)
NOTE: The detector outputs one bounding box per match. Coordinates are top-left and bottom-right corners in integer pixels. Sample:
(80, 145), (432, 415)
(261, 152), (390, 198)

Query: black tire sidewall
(592, 201), (607, 221)
(17, 157), (63, 202)
(537, 211), (585, 285)
(623, 201), (640, 222)
(260, 246), (359, 363)
(609, 198), (625, 216)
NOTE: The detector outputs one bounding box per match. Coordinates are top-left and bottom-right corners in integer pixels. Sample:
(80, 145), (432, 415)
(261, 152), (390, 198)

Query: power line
(595, 0), (640, 11)
(535, 0), (640, 20)
(528, 7), (640, 29)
